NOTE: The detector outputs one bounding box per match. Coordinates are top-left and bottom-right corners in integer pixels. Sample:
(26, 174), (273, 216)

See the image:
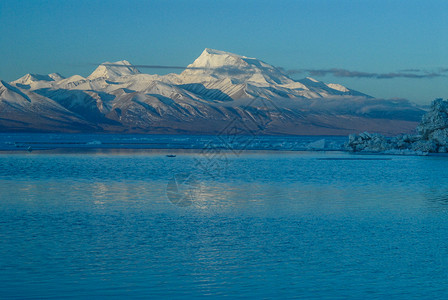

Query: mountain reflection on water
(2, 148), (448, 298)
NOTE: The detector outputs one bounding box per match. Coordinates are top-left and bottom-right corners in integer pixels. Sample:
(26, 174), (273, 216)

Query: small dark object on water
(166, 154), (176, 157)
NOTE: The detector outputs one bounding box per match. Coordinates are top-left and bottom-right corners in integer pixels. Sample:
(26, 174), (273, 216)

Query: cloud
(289, 68), (448, 79)
(99, 63), (448, 80)
(102, 63), (186, 70)
(399, 68), (422, 72)
(100, 63), (254, 76)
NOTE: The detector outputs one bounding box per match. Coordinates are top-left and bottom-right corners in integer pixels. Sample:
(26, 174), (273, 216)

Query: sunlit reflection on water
(1, 152), (448, 298)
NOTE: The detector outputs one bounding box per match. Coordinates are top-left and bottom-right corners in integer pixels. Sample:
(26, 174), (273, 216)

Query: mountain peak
(0, 80), (32, 102)
(87, 60), (141, 80)
(181, 48), (293, 85)
(203, 48), (241, 56)
(188, 48), (247, 70)
(12, 73), (62, 85)
(48, 73), (65, 81)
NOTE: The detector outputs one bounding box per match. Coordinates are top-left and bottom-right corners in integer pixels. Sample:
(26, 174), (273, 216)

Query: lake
(1, 134), (448, 298)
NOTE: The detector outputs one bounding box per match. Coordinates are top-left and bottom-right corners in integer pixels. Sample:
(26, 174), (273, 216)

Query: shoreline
(0, 133), (348, 153)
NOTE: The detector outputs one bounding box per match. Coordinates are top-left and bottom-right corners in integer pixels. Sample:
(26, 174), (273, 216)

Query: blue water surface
(1, 138), (448, 299)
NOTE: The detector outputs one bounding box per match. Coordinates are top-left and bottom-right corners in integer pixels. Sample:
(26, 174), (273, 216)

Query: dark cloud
(399, 68), (422, 72)
(302, 68), (447, 79)
(286, 67), (448, 79)
(102, 63), (190, 70)
(101, 63), (252, 76)
(378, 72), (442, 79)
(100, 63), (448, 79)
(285, 69), (305, 76)
(308, 68), (377, 78)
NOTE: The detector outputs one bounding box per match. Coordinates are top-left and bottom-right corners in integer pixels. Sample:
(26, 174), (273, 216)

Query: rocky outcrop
(347, 98), (448, 154)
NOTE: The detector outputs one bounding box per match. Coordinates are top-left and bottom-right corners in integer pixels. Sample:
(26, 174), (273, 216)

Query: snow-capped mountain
(0, 80), (96, 132)
(13, 73), (65, 85)
(0, 48), (423, 135)
(87, 60), (141, 80)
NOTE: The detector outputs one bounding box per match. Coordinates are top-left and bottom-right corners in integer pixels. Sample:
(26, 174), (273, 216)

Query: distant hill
(0, 48), (423, 135)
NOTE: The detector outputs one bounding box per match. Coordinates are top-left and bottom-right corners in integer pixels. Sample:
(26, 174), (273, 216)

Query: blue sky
(1, 0), (447, 104)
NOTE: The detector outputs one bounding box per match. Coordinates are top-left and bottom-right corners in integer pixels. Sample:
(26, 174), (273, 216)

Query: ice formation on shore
(346, 99), (448, 154)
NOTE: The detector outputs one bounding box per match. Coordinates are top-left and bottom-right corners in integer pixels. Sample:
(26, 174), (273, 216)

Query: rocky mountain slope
(0, 48), (424, 135)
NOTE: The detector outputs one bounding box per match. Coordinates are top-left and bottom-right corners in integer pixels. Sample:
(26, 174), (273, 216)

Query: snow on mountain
(0, 48), (423, 134)
(87, 60), (141, 80)
(298, 77), (366, 97)
(13, 73), (55, 85)
(327, 83), (349, 92)
(0, 80), (97, 132)
(11, 73), (66, 91)
(177, 49), (367, 100)
(48, 73), (65, 81)
(0, 80), (33, 103)
(179, 48), (294, 86)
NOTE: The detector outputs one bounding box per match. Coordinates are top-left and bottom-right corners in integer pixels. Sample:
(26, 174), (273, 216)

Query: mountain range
(0, 48), (424, 135)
